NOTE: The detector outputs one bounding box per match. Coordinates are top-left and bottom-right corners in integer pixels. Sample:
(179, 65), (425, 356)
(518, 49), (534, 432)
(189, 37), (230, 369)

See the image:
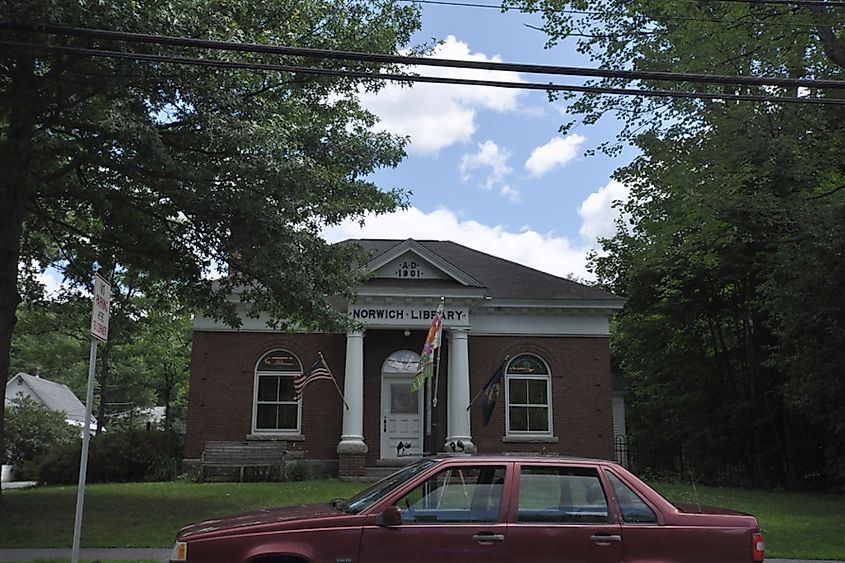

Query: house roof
(349, 238), (624, 302)
(5, 373), (95, 426)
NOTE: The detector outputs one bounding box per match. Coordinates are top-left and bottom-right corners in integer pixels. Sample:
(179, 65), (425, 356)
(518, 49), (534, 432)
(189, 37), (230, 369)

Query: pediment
(368, 239), (484, 287)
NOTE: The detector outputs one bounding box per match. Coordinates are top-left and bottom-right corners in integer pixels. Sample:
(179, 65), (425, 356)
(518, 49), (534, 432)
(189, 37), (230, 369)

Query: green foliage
(286, 460), (311, 482)
(3, 396), (78, 479)
(36, 429), (183, 485)
(0, 0), (424, 495)
(10, 288), (193, 431)
(2, 0), (423, 333)
(506, 0), (845, 486)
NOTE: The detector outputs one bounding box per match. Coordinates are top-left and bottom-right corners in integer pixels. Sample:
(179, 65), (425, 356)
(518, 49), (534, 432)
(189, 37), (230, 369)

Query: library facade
(184, 239), (625, 477)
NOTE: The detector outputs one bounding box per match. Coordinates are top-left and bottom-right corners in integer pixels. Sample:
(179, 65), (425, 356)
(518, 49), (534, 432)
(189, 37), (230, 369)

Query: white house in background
(4, 372), (99, 433)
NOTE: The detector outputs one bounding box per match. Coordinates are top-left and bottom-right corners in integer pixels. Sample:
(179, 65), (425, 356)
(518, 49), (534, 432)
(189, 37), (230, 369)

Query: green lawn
(1, 479), (843, 559)
(652, 482), (845, 560)
(0, 480), (364, 549)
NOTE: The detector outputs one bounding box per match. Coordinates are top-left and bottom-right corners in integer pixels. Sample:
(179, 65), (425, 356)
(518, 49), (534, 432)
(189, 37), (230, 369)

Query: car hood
(178, 503), (350, 539)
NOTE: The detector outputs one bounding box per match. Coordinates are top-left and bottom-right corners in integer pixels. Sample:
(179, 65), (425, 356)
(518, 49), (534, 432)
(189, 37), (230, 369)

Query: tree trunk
(0, 53), (37, 504)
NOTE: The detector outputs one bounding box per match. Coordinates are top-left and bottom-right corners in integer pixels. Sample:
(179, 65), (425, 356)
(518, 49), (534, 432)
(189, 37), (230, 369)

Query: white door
(381, 350), (423, 459)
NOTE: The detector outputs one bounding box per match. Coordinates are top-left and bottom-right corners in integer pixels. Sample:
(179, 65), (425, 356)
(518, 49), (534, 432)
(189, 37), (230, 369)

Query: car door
(506, 463), (624, 563)
(359, 463), (509, 562)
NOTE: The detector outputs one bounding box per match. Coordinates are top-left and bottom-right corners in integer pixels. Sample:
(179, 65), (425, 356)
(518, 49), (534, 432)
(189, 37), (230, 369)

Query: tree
(11, 277), (193, 432)
(4, 395), (79, 479)
(507, 0), (845, 484)
(0, 0), (422, 499)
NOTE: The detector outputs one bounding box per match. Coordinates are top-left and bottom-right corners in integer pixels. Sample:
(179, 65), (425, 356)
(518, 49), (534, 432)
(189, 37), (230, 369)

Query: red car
(170, 455), (765, 562)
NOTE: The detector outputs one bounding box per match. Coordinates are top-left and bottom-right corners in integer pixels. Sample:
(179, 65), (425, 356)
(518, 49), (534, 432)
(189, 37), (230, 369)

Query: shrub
(36, 429), (183, 485)
(4, 396), (79, 479)
(286, 460), (311, 482)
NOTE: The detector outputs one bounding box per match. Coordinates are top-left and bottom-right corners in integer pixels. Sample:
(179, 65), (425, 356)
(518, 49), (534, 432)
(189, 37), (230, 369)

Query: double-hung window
(506, 354), (552, 436)
(253, 350), (301, 433)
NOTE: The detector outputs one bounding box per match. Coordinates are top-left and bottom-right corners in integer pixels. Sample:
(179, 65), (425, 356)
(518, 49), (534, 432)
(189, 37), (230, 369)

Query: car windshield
(341, 459), (438, 514)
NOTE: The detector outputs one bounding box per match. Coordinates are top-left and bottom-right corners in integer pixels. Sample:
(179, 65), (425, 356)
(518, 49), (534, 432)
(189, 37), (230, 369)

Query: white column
(445, 328), (475, 453)
(337, 329), (367, 454)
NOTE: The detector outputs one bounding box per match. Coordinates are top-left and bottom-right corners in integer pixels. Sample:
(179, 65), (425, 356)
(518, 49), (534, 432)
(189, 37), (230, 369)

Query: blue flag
(480, 361), (506, 426)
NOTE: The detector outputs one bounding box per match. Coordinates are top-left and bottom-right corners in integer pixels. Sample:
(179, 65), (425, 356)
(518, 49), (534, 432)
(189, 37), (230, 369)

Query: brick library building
(184, 238), (626, 478)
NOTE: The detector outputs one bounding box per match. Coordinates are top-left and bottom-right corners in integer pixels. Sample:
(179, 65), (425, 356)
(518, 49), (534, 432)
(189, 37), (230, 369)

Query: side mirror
(375, 505), (402, 527)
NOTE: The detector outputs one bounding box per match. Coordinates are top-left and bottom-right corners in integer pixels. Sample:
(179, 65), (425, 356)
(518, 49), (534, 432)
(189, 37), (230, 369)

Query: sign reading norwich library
(351, 305), (469, 326)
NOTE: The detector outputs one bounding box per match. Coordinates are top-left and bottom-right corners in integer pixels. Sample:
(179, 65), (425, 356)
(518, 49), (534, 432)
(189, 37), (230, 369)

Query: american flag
(294, 355), (335, 400)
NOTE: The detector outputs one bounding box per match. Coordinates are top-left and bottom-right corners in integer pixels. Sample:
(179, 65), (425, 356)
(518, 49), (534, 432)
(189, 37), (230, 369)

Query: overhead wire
(2, 23), (845, 105)
(5, 23), (845, 91)
(4, 40), (844, 105)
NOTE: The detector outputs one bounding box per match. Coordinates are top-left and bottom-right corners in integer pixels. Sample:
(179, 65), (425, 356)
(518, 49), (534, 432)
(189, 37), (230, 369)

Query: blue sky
(36, 6), (635, 295)
(322, 2), (637, 280)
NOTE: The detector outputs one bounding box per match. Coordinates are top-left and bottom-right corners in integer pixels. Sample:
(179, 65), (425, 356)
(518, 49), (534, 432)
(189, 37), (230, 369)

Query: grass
(1, 479), (843, 559)
(652, 482), (845, 560)
(0, 480), (364, 549)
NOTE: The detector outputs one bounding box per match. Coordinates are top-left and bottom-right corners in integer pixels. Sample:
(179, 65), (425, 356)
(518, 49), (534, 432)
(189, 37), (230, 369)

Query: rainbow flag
(412, 301), (444, 391)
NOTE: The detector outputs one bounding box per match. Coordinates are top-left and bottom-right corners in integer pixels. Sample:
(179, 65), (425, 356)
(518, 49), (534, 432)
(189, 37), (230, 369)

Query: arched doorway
(380, 350), (423, 459)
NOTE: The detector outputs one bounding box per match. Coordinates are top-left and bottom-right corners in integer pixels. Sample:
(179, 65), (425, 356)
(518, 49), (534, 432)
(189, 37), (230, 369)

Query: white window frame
(505, 354), (553, 437)
(252, 350), (302, 435)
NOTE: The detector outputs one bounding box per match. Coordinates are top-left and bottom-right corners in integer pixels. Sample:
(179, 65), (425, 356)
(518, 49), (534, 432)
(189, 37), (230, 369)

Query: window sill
(247, 433), (305, 442)
(502, 435), (559, 443)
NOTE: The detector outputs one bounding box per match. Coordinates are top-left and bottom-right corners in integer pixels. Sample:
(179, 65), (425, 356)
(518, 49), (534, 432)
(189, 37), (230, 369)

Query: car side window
(517, 466), (610, 524)
(394, 465), (506, 524)
(606, 471), (658, 524)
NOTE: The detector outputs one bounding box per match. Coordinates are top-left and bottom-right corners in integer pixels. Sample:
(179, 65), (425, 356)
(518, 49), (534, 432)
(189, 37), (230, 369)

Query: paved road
(0, 550), (841, 562)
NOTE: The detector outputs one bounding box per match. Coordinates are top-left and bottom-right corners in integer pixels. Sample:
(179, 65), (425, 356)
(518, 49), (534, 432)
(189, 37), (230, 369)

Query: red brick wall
(469, 336), (614, 460)
(185, 331), (346, 459)
(186, 331), (613, 462)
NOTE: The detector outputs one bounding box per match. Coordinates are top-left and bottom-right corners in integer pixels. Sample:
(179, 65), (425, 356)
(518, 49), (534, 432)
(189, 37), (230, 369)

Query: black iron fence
(613, 434), (826, 488)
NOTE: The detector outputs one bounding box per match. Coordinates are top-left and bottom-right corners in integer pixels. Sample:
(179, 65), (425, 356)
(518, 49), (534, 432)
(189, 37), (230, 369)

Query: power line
(6, 23), (845, 92)
(5, 40), (845, 105)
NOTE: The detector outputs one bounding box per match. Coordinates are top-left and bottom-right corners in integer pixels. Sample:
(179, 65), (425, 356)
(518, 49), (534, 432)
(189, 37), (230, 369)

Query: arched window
(505, 354), (552, 436)
(253, 350), (302, 433)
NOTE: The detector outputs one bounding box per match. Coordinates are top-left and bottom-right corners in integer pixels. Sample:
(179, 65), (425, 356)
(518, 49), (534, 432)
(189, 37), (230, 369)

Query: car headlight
(169, 540), (188, 562)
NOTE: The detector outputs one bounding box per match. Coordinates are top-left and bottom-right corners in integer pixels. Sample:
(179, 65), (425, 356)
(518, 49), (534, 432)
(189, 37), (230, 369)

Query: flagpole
(431, 297), (445, 453)
(431, 297), (445, 409)
(318, 352), (349, 410)
(466, 355), (510, 411)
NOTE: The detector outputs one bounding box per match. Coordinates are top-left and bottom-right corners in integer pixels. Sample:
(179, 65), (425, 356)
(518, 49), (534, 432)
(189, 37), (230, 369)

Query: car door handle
(472, 533), (505, 544)
(590, 534), (622, 543)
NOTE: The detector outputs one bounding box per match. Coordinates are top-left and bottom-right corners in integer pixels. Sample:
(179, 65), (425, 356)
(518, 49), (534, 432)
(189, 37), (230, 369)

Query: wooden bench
(200, 440), (287, 482)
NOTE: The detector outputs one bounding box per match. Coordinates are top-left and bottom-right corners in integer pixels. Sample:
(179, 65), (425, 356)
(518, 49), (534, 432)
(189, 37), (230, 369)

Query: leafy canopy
(2, 0), (423, 331)
(506, 0), (845, 485)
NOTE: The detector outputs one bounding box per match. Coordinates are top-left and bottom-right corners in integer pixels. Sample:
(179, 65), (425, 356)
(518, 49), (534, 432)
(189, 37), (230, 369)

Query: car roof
(429, 454), (620, 466)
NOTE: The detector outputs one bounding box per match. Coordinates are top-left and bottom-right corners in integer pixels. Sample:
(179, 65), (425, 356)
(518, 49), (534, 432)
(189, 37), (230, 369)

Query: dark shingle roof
(348, 239), (623, 302)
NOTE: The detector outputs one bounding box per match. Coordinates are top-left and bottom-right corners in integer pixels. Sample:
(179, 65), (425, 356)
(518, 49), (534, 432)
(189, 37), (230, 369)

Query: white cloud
(525, 134), (586, 177)
(577, 179), (631, 244)
(459, 140), (515, 199)
(322, 206), (591, 279)
(359, 36), (523, 155)
(38, 269), (64, 297)
(499, 184), (521, 203)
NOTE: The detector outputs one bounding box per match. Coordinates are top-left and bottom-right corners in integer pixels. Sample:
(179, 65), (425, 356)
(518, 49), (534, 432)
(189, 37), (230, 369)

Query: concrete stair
(360, 457), (421, 481)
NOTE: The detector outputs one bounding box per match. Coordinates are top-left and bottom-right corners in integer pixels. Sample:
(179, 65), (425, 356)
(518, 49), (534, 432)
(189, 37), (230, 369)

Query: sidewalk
(0, 548), (171, 561)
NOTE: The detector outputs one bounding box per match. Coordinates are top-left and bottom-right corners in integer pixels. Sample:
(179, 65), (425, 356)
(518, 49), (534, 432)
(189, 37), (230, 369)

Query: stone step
(364, 466), (400, 481)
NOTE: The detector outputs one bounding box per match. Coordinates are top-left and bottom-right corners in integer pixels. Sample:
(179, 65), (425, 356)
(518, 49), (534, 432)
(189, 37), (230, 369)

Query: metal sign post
(71, 273), (110, 563)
